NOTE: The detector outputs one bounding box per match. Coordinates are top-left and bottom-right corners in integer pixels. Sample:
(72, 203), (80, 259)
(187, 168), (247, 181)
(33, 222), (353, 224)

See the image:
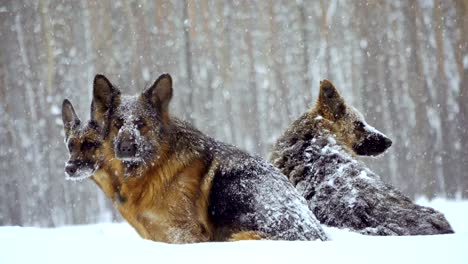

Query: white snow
(416, 197), (468, 233)
(0, 199), (467, 264)
(64, 167), (93, 181)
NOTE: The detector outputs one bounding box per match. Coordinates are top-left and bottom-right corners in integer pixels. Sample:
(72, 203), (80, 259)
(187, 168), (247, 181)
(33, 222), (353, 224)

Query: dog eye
(135, 120), (146, 129)
(354, 121), (365, 130)
(67, 142), (75, 151)
(81, 141), (97, 151)
(114, 119), (123, 129)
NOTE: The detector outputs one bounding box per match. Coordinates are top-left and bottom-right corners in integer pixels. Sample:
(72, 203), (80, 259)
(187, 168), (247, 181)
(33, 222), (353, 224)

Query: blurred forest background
(0, 0), (467, 227)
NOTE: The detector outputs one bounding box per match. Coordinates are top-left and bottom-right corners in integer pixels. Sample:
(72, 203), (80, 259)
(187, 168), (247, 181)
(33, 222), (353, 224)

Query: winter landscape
(1, 198), (467, 264)
(1, 0), (467, 263)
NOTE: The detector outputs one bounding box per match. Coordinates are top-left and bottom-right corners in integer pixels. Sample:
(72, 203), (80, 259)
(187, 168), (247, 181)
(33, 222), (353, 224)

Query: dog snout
(65, 162), (78, 176)
(354, 133), (393, 156)
(118, 140), (137, 157)
(383, 136), (392, 149)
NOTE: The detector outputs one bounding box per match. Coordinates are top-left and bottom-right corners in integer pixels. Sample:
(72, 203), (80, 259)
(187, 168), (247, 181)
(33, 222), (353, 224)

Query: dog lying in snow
(269, 80), (454, 235)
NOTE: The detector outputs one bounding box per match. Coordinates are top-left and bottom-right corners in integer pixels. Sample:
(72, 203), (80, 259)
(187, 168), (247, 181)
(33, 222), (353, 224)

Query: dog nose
(65, 163), (77, 176)
(384, 137), (392, 149)
(118, 141), (137, 157)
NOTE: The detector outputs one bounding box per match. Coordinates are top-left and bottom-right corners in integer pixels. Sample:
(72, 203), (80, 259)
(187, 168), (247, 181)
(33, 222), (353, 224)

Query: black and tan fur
(90, 74), (327, 243)
(269, 80), (453, 235)
(62, 95), (149, 239)
(61, 99), (119, 201)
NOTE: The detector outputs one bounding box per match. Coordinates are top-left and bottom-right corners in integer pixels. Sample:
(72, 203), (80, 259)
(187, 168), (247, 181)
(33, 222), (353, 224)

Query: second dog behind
(269, 80), (453, 235)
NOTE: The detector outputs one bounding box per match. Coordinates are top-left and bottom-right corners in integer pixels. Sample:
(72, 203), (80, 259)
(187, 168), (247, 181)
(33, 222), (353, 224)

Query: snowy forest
(0, 0), (467, 227)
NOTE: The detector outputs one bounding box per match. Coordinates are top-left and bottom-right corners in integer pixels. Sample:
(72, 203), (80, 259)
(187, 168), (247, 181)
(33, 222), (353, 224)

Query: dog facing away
(90, 74), (328, 243)
(269, 80), (453, 235)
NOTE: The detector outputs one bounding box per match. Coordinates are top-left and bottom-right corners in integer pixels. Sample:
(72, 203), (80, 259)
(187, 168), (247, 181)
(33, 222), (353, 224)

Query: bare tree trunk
(405, 1), (438, 199)
(455, 0), (468, 198)
(319, 0), (331, 76)
(298, 2), (312, 107)
(244, 2), (261, 154)
(183, 0), (194, 124)
(433, 0), (455, 198)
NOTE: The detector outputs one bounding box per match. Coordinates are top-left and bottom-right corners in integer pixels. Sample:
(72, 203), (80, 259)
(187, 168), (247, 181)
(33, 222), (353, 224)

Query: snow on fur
(172, 118), (328, 241)
(269, 112), (454, 235)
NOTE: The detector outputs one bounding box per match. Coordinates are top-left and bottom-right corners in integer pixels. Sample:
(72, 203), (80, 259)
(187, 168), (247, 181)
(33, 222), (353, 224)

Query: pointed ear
(62, 99), (80, 139)
(144, 73), (173, 113)
(317, 80), (346, 120)
(91, 74), (120, 125)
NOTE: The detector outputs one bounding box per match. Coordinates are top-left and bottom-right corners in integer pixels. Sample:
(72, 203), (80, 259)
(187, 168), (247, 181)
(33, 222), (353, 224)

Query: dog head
(313, 80), (392, 156)
(92, 74), (173, 174)
(61, 99), (105, 181)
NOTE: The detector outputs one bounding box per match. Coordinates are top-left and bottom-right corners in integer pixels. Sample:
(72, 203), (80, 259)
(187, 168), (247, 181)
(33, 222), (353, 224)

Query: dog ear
(91, 74), (120, 128)
(317, 80), (346, 120)
(62, 99), (80, 139)
(144, 73), (173, 114)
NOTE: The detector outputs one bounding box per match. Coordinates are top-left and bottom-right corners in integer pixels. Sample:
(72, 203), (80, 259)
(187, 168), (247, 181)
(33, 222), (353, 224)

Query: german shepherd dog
(65, 74), (327, 243)
(269, 80), (453, 235)
(62, 99), (143, 233)
(61, 99), (119, 200)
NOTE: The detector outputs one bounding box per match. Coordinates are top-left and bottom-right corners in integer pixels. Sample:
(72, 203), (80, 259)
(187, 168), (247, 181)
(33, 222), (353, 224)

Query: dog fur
(86, 74), (328, 243)
(269, 80), (454, 235)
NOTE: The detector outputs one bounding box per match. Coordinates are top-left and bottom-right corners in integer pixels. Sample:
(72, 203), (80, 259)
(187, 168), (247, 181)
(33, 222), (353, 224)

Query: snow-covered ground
(1, 198), (467, 264)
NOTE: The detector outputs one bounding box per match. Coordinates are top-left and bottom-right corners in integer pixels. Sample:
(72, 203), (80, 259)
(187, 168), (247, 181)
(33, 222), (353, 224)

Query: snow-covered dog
(89, 73), (327, 242)
(269, 80), (453, 235)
